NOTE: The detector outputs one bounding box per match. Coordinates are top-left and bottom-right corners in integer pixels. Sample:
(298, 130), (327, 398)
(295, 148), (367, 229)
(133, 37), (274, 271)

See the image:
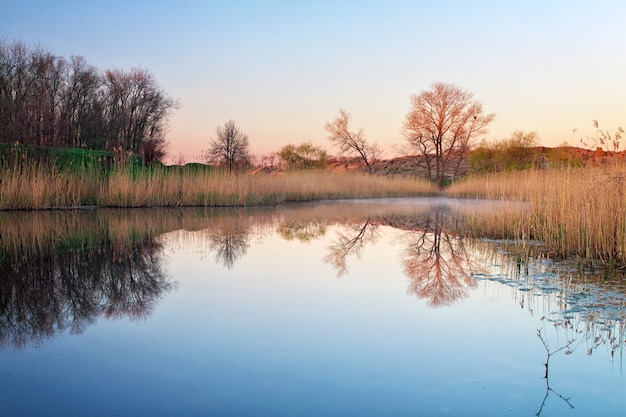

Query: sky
(2, 0), (624, 162)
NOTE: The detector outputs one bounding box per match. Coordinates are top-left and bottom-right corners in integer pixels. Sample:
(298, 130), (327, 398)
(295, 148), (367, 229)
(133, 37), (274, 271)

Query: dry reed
(447, 165), (626, 266)
(100, 169), (438, 207)
(0, 163), (437, 210)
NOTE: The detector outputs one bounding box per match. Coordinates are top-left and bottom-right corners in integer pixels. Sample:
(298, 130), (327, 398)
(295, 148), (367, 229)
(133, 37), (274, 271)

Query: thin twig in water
(535, 329), (576, 416)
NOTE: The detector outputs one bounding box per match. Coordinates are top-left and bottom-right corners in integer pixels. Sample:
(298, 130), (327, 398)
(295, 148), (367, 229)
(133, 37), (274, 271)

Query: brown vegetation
(446, 164), (626, 267)
(0, 162), (437, 210)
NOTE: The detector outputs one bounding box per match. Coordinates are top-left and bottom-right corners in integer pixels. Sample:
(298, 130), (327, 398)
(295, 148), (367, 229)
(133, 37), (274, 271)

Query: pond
(1, 198), (625, 416)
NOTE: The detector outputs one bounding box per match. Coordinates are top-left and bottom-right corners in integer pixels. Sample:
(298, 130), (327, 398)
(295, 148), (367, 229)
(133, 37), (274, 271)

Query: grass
(0, 142), (143, 171)
(446, 164), (626, 267)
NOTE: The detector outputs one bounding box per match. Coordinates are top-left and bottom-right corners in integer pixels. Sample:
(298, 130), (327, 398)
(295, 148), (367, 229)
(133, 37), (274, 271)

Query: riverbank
(0, 162), (438, 210)
(3, 154), (626, 268)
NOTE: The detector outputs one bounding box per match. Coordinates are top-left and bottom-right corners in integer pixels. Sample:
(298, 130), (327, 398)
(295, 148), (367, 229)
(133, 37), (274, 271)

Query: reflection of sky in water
(1, 206), (626, 416)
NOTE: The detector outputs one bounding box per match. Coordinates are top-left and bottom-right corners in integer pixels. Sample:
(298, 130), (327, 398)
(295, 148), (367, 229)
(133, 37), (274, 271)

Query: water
(1, 198), (625, 416)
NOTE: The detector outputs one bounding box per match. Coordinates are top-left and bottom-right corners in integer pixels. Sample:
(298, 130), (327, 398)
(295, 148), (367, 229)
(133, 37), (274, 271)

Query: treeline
(0, 40), (177, 163)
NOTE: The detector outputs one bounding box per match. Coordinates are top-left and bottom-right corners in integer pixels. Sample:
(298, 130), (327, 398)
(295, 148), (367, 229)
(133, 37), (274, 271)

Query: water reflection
(0, 210), (176, 349)
(324, 221), (380, 277)
(2, 199), (626, 361)
(536, 329), (576, 415)
(399, 208), (481, 307)
(472, 238), (626, 414)
(277, 218), (327, 242)
(204, 215), (253, 269)
(4, 199), (626, 416)
(319, 204), (481, 306)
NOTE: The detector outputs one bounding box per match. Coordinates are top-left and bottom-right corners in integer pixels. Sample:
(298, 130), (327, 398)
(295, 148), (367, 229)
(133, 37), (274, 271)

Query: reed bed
(0, 162), (437, 210)
(102, 168), (439, 206)
(0, 162), (99, 209)
(447, 165), (626, 267)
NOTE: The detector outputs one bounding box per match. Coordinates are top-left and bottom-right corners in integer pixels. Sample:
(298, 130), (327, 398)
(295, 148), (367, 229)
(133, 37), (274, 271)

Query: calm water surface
(1, 198), (625, 416)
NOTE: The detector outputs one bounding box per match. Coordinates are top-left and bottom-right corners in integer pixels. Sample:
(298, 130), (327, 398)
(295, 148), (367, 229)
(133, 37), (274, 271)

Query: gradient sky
(2, 0), (624, 162)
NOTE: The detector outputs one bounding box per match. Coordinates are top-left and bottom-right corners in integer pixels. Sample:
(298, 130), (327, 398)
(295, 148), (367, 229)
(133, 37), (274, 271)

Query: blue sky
(2, 0), (624, 161)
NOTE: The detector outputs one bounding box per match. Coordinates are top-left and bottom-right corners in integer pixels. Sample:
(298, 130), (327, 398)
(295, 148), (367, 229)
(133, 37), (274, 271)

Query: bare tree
(58, 56), (103, 148)
(324, 109), (382, 173)
(0, 41), (61, 145)
(403, 82), (495, 188)
(103, 67), (176, 160)
(203, 119), (251, 172)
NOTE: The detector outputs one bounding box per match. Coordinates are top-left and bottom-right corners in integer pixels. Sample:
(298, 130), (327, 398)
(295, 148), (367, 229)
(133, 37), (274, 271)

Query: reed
(447, 165), (626, 266)
(99, 167), (439, 207)
(0, 162), (438, 210)
(0, 161), (98, 209)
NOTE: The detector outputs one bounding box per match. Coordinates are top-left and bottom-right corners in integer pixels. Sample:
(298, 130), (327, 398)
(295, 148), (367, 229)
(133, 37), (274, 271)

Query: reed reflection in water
(0, 210), (175, 350)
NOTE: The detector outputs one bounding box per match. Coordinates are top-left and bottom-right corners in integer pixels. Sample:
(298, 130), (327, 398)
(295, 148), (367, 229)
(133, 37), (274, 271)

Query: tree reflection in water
(0, 212), (174, 350)
(208, 228), (250, 270)
(399, 208), (482, 307)
(324, 221), (379, 277)
(4, 198), (625, 385)
(277, 219), (327, 242)
(320, 205), (481, 306)
(475, 240), (626, 414)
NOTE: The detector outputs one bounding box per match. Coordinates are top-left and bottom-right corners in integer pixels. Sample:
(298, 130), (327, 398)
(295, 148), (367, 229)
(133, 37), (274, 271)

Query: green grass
(0, 142), (145, 172)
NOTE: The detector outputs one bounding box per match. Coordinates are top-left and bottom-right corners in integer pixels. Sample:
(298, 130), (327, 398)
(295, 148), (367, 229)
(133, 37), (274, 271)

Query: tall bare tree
(58, 56), (104, 148)
(325, 109), (381, 173)
(403, 82), (495, 188)
(0, 41), (48, 144)
(103, 68), (176, 161)
(203, 119), (251, 172)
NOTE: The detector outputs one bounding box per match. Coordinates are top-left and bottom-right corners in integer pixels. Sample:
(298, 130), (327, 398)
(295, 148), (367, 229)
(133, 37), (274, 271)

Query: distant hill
(325, 153), (468, 179)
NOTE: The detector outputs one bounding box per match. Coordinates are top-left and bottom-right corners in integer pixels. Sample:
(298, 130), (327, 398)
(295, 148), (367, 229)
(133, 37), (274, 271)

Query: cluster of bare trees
(0, 40), (177, 162)
(324, 83), (494, 186)
(0, 39), (496, 176)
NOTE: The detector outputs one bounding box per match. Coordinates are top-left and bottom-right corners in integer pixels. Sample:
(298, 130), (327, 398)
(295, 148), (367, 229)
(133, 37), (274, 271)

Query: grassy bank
(0, 161), (438, 210)
(5, 143), (626, 268)
(446, 165), (626, 267)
